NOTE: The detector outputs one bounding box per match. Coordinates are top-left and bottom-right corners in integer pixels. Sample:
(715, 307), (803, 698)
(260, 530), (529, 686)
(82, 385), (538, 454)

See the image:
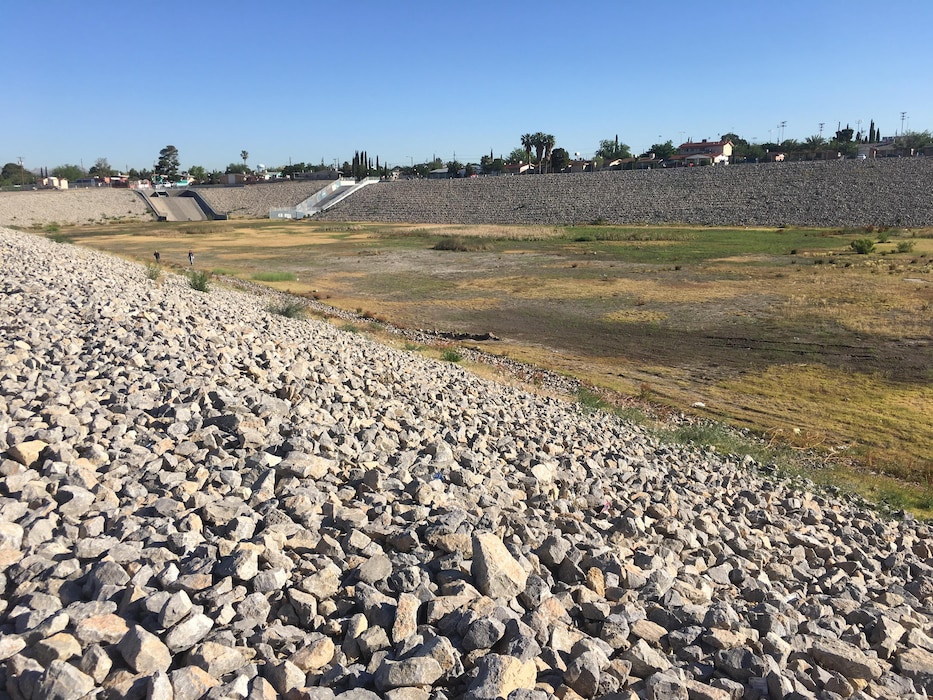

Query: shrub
(187, 269), (211, 292)
(44, 222), (60, 233)
(145, 263), (162, 281)
(850, 238), (875, 255)
(441, 348), (462, 363)
(433, 236), (470, 252)
(268, 300), (305, 318)
(897, 241), (916, 253)
(877, 232), (890, 244)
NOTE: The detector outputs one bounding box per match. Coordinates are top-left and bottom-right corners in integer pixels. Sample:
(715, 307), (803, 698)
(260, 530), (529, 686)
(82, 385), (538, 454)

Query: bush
(850, 238), (875, 255)
(268, 300), (305, 318)
(145, 263), (162, 281)
(46, 232), (72, 244)
(44, 222), (60, 233)
(433, 236), (470, 252)
(897, 241), (916, 253)
(877, 232), (890, 244)
(187, 269), (211, 292)
(441, 348), (462, 363)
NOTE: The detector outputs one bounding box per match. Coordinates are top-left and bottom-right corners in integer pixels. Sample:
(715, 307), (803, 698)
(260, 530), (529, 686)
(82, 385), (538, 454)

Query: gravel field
(1, 227), (932, 699)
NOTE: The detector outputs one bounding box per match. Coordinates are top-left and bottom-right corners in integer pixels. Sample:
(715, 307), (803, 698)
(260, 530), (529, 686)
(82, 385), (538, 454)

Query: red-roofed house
(677, 139), (734, 165)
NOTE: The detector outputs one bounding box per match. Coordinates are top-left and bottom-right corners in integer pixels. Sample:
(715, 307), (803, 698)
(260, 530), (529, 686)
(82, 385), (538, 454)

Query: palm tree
(240, 150), (249, 168)
(542, 134), (555, 174)
(532, 132), (547, 170)
(520, 134), (534, 164)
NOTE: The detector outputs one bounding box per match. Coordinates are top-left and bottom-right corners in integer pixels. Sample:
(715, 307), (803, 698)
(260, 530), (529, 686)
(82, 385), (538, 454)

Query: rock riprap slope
(1, 228), (932, 700)
(317, 159), (933, 228)
(0, 190), (151, 228)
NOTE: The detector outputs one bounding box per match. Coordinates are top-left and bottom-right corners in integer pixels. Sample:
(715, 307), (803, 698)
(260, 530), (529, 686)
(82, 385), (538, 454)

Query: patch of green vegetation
(44, 222), (61, 233)
(253, 271), (297, 282)
(187, 269), (211, 292)
(658, 422), (777, 464)
(851, 238), (876, 254)
(145, 263), (162, 281)
(46, 232), (72, 244)
(340, 322), (362, 334)
(267, 300), (306, 318)
(211, 268), (239, 276)
(576, 387), (612, 413)
(441, 348), (463, 363)
(897, 241), (916, 253)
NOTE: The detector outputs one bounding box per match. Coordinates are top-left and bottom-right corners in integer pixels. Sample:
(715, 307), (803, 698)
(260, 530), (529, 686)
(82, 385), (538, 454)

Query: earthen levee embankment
(317, 159), (933, 228)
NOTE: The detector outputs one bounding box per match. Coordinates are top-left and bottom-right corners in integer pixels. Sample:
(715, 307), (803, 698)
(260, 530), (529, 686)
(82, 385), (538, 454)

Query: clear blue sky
(4, 0), (931, 173)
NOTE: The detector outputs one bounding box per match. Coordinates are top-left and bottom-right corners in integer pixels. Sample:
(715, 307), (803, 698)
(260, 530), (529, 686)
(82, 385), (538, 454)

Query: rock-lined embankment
(0, 190), (151, 228)
(4, 159), (931, 229)
(318, 159), (933, 228)
(193, 182), (332, 219)
(2, 227), (933, 699)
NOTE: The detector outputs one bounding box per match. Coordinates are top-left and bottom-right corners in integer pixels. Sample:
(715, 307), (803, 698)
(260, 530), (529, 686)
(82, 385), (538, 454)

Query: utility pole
(819, 123), (824, 138)
(900, 111), (907, 135)
(17, 157), (25, 188)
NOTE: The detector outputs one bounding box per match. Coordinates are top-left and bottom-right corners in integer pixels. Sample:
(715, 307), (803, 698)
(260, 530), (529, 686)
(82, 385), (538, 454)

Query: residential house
(503, 163), (535, 175)
(677, 139), (734, 165)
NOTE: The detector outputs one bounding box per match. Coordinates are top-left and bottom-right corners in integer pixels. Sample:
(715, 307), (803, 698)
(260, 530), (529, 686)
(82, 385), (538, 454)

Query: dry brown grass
(59, 218), (933, 512)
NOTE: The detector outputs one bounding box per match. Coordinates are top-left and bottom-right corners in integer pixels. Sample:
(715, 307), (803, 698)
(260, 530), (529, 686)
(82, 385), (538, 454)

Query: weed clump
(187, 269), (211, 292)
(433, 236), (483, 252)
(145, 263), (162, 281)
(850, 238), (875, 255)
(268, 300), (305, 318)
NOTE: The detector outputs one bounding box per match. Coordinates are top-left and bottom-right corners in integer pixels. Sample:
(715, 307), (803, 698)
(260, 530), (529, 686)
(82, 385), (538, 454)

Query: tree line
(9, 121), (933, 189)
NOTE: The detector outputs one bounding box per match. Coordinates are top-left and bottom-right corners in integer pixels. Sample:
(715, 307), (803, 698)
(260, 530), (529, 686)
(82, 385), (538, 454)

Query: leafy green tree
(645, 140), (675, 159)
(156, 145), (180, 180)
(188, 165), (207, 183)
(898, 130), (933, 150)
(446, 160), (463, 177)
(88, 158), (113, 177)
(805, 135), (827, 151)
(225, 163), (249, 174)
(1, 162), (35, 187)
(550, 147), (570, 172)
(594, 136), (631, 160)
(52, 164), (85, 182)
(480, 155), (504, 174)
(835, 126), (854, 143)
(507, 147), (527, 164)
